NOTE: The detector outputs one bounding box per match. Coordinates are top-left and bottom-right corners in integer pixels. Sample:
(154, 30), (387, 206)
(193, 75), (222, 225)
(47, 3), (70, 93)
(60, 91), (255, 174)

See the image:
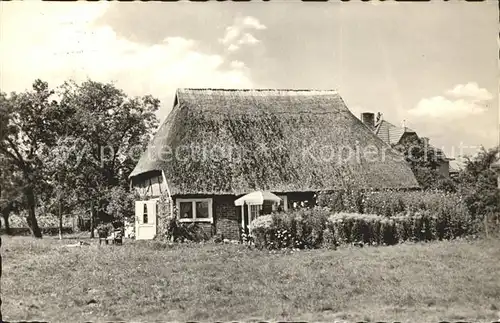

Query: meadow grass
(2, 235), (500, 322)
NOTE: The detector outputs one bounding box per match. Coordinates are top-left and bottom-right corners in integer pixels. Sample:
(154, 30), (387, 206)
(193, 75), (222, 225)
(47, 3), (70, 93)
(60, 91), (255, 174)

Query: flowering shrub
(251, 193), (476, 250)
(250, 208), (329, 250)
(248, 214), (273, 231)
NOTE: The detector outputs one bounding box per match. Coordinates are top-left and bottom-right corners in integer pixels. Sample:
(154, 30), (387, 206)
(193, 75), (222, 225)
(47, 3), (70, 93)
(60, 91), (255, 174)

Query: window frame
(273, 194), (288, 211)
(176, 198), (213, 223)
(143, 203), (149, 224)
(249, 204), (262, 221)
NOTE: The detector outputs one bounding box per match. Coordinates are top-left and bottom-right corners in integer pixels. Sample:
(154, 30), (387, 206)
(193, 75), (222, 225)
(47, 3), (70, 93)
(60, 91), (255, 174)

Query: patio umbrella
(234, 191), (282, 206)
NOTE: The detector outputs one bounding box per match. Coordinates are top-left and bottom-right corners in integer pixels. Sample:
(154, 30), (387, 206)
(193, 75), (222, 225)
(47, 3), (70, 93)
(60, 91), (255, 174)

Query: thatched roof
(130, 89), (419, 194)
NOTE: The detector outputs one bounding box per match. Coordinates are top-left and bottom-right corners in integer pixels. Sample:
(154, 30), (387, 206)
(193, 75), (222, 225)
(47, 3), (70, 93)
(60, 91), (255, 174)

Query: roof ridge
(178, 88), (339, 92)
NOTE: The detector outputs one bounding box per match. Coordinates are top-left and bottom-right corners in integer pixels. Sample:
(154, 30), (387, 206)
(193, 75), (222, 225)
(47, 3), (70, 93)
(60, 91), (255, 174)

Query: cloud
(238, 33), (260, 45)
(408, 82), (493, 119)
(227, 44), (240, 52)
(220, 26), (241, 45)
(446, 82), (493, 101)
(242, 16), (267, 30)
(0, 2), (253, 120)
(219, 16), (266, 52)
(230, 60), (245, 69)
(409, 96), (487, 119)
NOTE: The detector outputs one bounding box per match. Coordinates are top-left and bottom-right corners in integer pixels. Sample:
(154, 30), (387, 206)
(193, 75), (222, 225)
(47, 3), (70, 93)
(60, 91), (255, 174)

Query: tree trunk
(25, 187), (42, 238)
(2, 212), (11, 235)
(90, 200), (95, 238)
(58, 199), (63, 240)
(1, 202), (13, 235)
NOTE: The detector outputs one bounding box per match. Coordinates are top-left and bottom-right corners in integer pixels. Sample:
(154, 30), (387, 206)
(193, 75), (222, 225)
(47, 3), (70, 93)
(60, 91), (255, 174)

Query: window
(176, 198), (213, 222)
(196, 201), (210, 219)
(273, 194), (288, 212)
(250, 205), (262, 220)
(179, 201), (193, 219)
(143, 203), (148, 224)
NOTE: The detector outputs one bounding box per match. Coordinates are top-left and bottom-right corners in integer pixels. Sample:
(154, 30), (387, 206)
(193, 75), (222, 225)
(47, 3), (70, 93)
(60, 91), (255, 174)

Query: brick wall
(196, 222), (215, 238)
(214, 196), (240, 241)
(216, 218), (240, 241)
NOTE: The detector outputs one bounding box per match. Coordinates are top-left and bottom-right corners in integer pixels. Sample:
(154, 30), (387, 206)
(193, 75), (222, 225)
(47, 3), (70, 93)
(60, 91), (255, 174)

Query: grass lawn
(2, 235), (500, 322)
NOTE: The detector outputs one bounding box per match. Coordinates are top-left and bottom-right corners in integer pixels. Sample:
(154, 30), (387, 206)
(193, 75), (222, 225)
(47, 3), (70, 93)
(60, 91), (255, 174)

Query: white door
(146, 200), (158, 226)
(135, 200), (158, 240)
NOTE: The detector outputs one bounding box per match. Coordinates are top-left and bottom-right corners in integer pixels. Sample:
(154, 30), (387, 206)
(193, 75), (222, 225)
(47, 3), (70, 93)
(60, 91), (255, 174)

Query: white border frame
(176, 198), (213, 223)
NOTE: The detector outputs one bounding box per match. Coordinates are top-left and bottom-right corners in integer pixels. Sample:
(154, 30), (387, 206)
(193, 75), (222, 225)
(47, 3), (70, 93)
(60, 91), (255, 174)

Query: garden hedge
(250, 190), (478, 250)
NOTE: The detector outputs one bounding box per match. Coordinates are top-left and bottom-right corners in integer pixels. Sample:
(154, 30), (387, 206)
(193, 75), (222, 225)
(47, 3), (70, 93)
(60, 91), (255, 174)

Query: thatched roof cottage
(130, 89), (419, 240)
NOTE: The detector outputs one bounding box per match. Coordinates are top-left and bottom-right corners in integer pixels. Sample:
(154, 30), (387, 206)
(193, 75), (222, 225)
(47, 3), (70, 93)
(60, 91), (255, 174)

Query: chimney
(421, 137), (430, 147)
(360, 112), (375, 131)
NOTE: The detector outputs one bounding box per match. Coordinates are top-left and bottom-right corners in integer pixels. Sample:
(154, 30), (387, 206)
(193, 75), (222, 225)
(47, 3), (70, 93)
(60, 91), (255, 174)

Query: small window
(179, 201), (193, 219)
(250, 205), (261, 219)
(143, 203), (148, 224)
(156, 202), (159, 216)
(196, 201), (209, 219)
(176, 198), (213, 222)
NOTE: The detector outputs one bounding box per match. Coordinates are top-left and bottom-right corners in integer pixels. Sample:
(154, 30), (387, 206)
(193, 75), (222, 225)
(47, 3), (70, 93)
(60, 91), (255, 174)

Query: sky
(0, 1), (498, 159)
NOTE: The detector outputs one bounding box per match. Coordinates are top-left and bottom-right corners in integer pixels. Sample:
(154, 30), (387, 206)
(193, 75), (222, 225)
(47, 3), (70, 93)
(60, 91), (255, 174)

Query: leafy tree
(0, 159), (24, 234)
(42, 136), (85, 238)
(57, 80), (159, 236)
(105, 185), (137, 225)
(457, 146), (500, 219)
(392, 135), (455, 191)
(0, 81), (66, 237)
(1, 79), (159, 238)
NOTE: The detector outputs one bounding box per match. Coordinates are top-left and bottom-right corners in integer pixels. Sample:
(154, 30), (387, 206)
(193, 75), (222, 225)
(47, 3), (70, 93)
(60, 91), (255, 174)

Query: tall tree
(457, 146), (500, 218)
(42, 136), (84, 238)
(1, 79), (159, 237)
(0, 81), (65, 237)
(57, 80), (159, 234)
(0, 159), (24, 235)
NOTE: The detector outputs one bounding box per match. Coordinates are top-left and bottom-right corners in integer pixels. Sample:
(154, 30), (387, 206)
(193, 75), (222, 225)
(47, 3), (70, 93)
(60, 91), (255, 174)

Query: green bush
(7, 212), (73, 228)
(324, 210), (475, 247)
(251, 190), (477, 250)
(158, 216), (210, 243)
(316, 189), (364, 213)
(317, 190), (478, 233)
(325, 213), (397, 246)
(249, 208), (329, 250)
